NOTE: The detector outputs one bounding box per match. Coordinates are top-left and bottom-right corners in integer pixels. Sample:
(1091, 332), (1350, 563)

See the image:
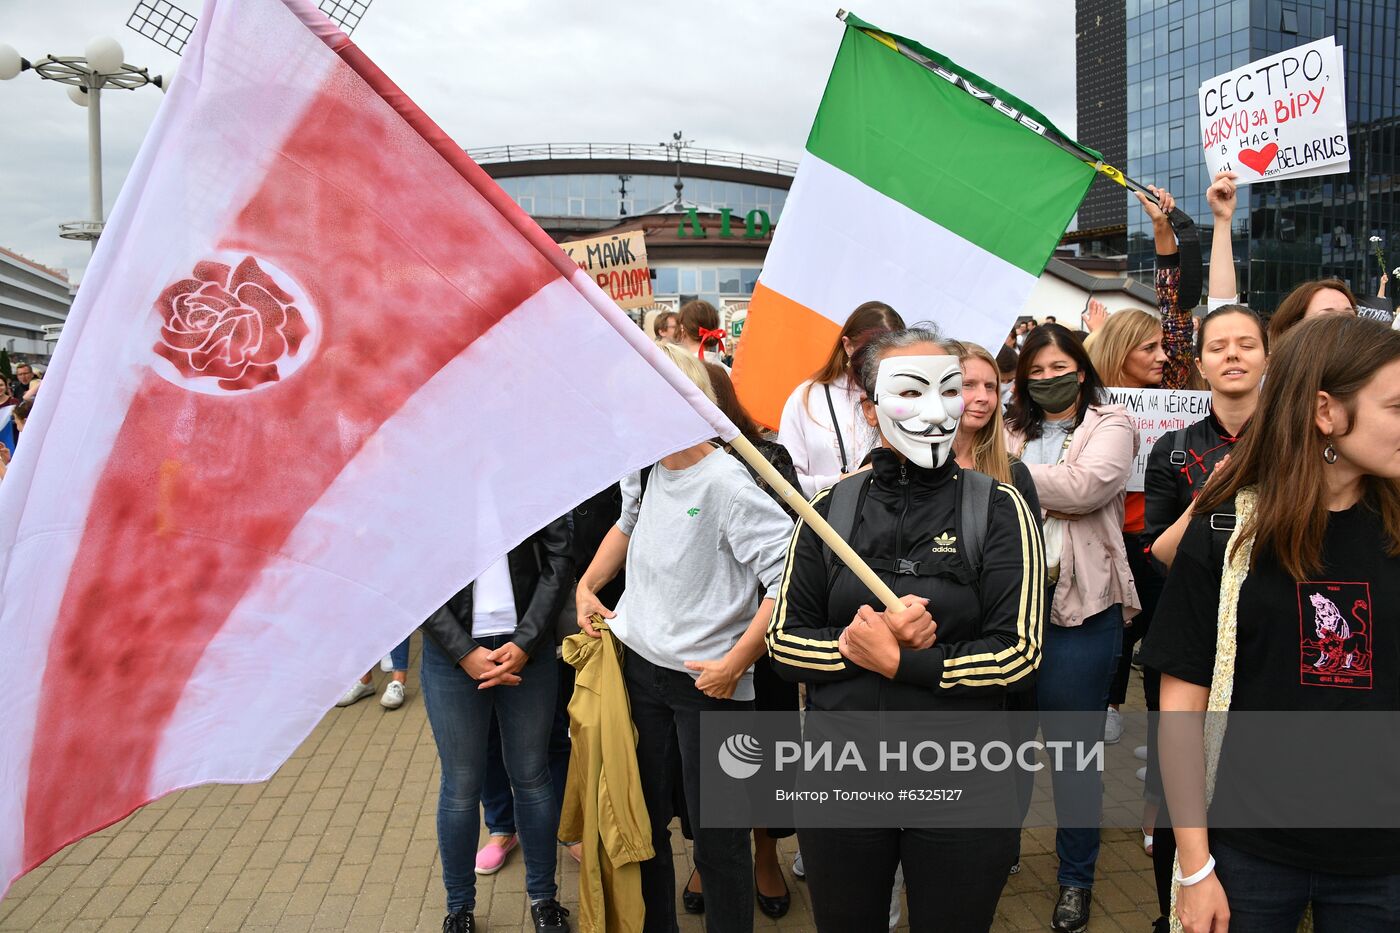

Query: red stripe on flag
(22, 65), (556, 868)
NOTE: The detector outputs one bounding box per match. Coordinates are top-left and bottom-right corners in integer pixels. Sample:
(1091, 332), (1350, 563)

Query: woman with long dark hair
(1142, 315), (1400, 933)
(676, 300), (728, 368)
(1137, 303), (1268, 932)
(778, 301), (904, 498)
(1004, 323), (1139, 933)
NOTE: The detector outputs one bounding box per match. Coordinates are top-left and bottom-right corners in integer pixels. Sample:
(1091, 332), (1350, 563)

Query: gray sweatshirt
(610, 448), (794, 701)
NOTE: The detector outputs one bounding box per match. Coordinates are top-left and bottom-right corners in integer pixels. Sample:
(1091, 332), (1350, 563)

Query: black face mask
(1026, 371), (1081, 413)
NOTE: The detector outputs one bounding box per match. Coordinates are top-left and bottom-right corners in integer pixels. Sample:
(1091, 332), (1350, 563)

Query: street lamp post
(0, 38), (166, 252)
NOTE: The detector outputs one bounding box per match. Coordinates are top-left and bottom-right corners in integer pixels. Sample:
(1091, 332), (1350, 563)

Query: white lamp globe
(0, 43), (24, 81)
(85, 36), (124, 75)
(68, 85), (89, 107)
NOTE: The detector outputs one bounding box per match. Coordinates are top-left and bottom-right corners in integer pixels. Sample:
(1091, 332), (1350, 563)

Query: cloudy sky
(0, 0), (1076, 282)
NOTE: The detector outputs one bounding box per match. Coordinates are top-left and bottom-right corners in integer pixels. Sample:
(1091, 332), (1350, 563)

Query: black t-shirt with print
(1140, 500), (1400, 874)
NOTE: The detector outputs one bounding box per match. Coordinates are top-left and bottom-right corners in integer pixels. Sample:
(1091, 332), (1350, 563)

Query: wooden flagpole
(727, 434), (904, 613)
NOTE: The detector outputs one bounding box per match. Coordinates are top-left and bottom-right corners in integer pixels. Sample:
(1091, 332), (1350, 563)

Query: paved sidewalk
(0, 636), (1160, 932)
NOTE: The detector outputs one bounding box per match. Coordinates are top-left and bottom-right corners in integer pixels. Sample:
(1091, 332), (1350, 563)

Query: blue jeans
(481, 660), (575, 836)
(388, 635), (411, 672)
(420, 635), (558, 912)
(1213, 840), (1400, 932)
(625, 650), (754, 933)
(1035, 602), (1123, 889)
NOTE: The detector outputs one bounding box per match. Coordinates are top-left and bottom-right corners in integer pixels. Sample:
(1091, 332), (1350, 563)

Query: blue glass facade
(1126, 0), (1400, 310)
(496, 173), (788, 221)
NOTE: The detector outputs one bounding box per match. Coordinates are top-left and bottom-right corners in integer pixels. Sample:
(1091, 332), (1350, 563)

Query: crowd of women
(398, 171), (1400, 933)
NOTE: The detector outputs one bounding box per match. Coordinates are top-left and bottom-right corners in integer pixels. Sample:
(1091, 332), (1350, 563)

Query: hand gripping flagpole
(836, 9), (1205, 307)
(728, 434), (905, 612)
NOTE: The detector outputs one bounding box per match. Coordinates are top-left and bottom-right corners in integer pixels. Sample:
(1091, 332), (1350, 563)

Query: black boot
(1051, 885), (1091, 933)
(442, 908), (475, 933)
(530, 898), (571, 932)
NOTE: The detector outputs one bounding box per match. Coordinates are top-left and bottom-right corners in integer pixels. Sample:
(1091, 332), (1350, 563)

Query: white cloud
(0, 0), (1075, 281)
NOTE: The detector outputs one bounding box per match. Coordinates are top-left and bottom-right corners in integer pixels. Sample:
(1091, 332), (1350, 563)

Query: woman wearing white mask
(769, 326), (1045, 933)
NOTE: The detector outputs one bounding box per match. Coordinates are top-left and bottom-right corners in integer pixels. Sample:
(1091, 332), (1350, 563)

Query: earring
(1323, 443), (1338, 464)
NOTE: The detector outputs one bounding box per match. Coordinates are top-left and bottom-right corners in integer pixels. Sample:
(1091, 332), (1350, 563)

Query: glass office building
(1125, 0), (1399, 310)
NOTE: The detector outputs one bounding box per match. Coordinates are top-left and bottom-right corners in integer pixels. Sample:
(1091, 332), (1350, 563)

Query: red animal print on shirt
(1298, 581), (1373, 690)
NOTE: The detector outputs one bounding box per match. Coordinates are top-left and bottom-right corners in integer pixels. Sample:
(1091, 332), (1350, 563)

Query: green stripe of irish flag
(734, 13), (1097, 428)
(810, 22), (1096, 277)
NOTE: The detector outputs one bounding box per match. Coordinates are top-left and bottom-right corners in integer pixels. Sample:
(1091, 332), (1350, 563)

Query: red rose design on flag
(153, 256), (311, 391)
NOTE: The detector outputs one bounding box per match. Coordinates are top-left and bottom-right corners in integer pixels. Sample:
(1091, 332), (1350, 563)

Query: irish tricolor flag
(0, 0), (731, 894)
(734, 13), (1099, 428)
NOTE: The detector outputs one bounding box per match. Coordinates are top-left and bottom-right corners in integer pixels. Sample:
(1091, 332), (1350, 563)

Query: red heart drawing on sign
(1239, 143), (1280, 174)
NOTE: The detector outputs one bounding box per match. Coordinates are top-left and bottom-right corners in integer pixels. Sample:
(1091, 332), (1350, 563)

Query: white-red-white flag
(0, 0), (731, 893)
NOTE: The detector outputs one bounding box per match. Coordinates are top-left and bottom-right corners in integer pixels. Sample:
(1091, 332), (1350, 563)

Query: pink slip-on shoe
(474, 835), (518, 875)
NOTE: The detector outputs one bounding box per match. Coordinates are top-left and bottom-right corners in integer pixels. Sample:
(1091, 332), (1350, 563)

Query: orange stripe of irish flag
(733, 282), (841, 431)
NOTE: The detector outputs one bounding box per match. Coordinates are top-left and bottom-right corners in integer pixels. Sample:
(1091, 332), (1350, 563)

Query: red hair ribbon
(697, 326), (726, 358)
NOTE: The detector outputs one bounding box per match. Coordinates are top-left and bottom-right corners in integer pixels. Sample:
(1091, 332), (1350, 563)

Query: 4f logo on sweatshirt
(687, 508), (701, 518)
(931, 532), (957, 554)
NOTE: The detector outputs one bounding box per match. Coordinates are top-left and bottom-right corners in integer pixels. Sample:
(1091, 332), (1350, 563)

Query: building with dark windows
(472, 143), (794, 318)
(1076, 1), (1130, 245)
(1124, 0), (1399, 311)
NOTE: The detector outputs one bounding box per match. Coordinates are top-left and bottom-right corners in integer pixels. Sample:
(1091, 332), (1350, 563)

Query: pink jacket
(1006, 404), (1142, 628)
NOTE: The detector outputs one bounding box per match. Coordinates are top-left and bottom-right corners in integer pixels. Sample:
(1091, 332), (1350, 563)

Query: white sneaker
(1134, 745), (1149, 761)
(1104, 707), (1124, 744)
(380, 680), (405, 709)
(335, 681), (375, 707)
(792, 852), (805, 879)
(380, 654), (394, 672)
(1136, 766), (1147, 782)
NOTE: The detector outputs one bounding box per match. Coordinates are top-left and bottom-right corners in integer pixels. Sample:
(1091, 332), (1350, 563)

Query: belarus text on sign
(1105, 387), (1213, 493)
(1197, 36), (1349, 185)
(560, 230), (653, 310)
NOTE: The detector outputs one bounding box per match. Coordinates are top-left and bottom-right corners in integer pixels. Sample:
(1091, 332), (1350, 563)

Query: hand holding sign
(1198, 37), (1349, 185)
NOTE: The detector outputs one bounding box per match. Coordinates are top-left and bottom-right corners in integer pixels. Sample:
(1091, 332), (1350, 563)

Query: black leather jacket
(421, 516), (573, 663)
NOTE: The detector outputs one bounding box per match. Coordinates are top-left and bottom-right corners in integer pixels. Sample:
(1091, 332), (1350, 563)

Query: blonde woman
(950, 339), (1043, 879)
(949, 340), (1040, 511)
(576, 342), (794, 933)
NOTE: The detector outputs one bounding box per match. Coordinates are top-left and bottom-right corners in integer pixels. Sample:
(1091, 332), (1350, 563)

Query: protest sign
(1105, 388), (1212, 492)
(560, 230), (653, 309)
(1198, 37), (1349, 185)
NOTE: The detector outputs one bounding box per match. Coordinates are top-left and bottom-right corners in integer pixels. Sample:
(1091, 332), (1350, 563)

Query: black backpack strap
(958, 469), (995, 578)
(1206, 505), (1238, 574)
(822, 472), (872, 583)
(823, 383), (849, 474)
